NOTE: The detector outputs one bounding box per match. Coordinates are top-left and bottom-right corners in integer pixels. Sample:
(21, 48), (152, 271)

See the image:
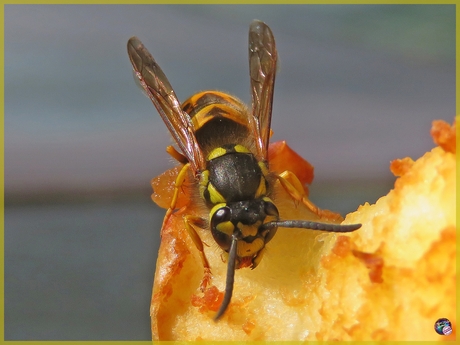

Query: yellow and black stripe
(181, 91), (251, 152)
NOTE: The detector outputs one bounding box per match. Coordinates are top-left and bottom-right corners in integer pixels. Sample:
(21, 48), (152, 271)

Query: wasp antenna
(261, 220), (361, 233)
(214, 234), (238, 321)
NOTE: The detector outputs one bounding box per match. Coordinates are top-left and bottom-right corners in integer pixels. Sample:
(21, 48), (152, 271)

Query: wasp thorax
(199, 144), (269, 206)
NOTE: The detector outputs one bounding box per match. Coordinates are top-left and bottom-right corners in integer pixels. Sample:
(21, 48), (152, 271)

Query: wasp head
(209, 197), (279, 268)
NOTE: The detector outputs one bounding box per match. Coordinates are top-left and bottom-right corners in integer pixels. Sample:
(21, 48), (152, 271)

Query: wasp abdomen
(194, 117), (249, 152)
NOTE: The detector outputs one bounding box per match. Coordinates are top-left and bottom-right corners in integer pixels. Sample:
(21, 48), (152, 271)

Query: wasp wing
(248, 20), (278, 161)
(127, 37), (206, 173)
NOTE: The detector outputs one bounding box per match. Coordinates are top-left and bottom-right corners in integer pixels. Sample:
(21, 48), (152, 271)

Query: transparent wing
(248, 20), (278, 161)
(127, 36), (206, 173)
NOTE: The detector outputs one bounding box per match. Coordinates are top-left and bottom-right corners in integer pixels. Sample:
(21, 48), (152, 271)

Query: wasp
(127, 20), (361, 321)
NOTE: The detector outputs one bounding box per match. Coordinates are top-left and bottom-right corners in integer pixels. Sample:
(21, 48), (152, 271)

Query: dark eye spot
(264, 201), (279, 217)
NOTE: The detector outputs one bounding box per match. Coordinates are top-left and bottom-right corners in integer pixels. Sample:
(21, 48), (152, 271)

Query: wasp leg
(276, 170), (343, 222)
(166, 145), (189, 164)
(162, 162), (191, 229)
(184, 215), (212, 291)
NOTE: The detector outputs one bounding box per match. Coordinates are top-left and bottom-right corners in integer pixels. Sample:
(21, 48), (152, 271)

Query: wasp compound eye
(264, 199), (279, 217)
(210, 206), (234, 251)
(261, 199), (279, 243)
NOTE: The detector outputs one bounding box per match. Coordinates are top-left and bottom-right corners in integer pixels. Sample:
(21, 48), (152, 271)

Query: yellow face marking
(207, 182), (226, 204)
(207, 147), (227, 161)
(216, 221), (234, 236)
(237, 222), (260, 238)
(237, 238), (265, 257)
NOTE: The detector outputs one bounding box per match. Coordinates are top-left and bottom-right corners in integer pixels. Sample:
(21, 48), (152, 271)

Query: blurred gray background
(4, 4), (455, 340)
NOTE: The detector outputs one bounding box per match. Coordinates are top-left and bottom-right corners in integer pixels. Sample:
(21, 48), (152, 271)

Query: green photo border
(1, 1), (458, 344)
